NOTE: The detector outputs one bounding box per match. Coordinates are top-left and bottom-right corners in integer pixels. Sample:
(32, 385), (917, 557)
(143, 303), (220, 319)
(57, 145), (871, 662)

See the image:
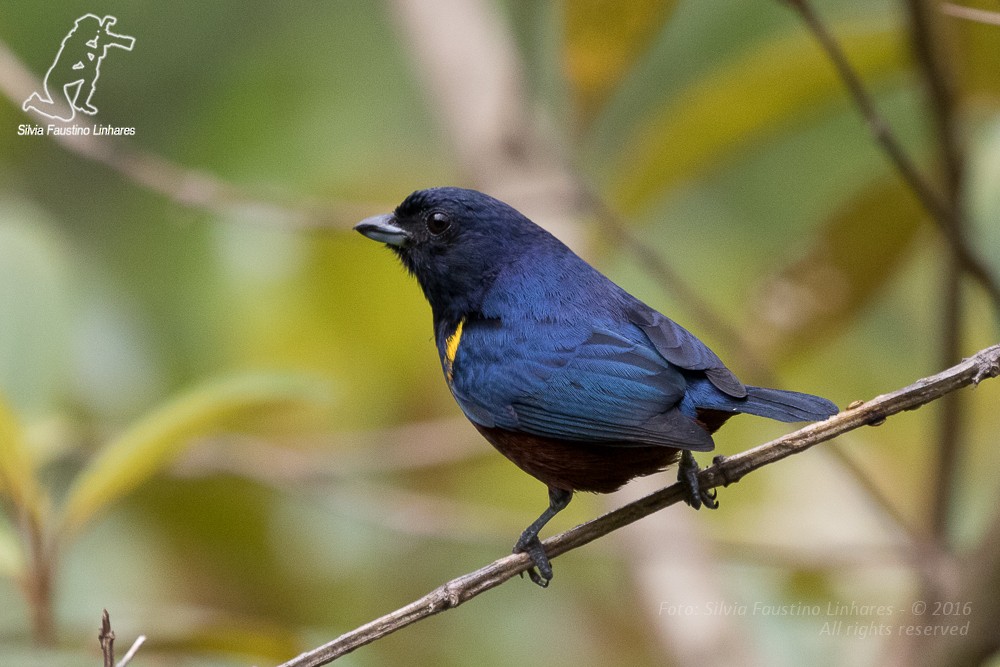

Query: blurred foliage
(748, 178), (925, 358)
(58, 373), (333, 539)
(563, 0), (677, 127)
(0, 0), (999, 666)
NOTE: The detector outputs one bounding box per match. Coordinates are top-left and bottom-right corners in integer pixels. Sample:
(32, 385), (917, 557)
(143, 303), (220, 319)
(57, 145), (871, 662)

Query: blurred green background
(1, 0), (999, 665)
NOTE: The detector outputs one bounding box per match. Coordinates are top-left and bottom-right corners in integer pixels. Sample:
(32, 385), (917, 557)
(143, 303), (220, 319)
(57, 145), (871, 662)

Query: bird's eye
(427, 211), (452, 235)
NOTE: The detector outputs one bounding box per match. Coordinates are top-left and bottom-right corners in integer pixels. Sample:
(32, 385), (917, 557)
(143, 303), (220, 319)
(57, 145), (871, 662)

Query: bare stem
(99, 609), (115, 667)
(22, 513), (54, 645)
(940, 3), (1000, 27)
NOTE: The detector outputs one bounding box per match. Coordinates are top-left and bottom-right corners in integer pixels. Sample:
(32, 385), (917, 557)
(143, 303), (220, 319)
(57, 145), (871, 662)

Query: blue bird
(355, 187), (838, 586)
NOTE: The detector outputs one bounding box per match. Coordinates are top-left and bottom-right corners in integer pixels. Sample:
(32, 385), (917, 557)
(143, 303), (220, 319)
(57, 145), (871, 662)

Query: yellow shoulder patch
(444, 318), (465, 382)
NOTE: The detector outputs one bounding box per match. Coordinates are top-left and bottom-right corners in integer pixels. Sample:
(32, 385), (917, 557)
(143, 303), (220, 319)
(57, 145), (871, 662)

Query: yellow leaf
(611, 25), (906, 212)
(564, 0), (677, 127)
(58, 373), (334, 539)
(0, 395), (45, 525)
(0, 520), (23, 577)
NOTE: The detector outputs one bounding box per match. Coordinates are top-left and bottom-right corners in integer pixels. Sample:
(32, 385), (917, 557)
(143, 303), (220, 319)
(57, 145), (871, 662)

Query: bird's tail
(738, 385), (838, 423)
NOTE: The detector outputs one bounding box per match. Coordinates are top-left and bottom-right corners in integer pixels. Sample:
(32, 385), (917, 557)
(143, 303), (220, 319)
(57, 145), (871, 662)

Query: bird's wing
(449, 320), (715, 451)
(627, 305), (747, 398)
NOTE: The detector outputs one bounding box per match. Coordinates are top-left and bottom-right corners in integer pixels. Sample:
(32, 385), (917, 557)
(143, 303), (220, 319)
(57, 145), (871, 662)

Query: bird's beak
(354, 214), (410, 248)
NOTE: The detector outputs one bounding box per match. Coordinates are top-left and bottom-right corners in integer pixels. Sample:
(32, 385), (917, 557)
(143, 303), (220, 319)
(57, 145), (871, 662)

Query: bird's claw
(514, 536), (552, 587)
(679, 450), (719, 510)
(699, 486), (719, 510)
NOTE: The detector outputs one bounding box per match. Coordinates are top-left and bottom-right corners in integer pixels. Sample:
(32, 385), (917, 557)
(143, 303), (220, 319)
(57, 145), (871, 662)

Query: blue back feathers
(379, 187), (837, 452)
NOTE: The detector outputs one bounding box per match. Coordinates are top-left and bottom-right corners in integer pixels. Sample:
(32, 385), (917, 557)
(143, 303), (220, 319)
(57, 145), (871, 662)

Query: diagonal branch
(783, 0), (1000, 308)
(940, 3), (1000, 27)
(276, 343), (1000, 667)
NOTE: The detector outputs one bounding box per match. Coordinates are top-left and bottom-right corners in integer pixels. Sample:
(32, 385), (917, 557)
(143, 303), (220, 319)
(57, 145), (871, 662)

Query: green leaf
(0, 395), (45, 526)
(58, 373), (334, 539)
(610, 24), (906, 212)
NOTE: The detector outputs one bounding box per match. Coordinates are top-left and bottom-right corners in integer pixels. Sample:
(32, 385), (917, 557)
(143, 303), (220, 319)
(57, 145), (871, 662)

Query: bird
(355, 187), (838, 586)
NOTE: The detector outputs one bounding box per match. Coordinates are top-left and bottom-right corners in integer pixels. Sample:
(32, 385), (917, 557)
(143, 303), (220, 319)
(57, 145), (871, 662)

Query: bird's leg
(678, 450), (718, 510)
(513, 487), (572, 587)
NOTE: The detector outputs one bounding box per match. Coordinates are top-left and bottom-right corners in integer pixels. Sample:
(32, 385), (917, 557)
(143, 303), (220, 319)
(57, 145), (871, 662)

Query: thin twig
(116, 635), (146, 667)
(99, 610), (145, 667)
(785, 0), (947, 215)
(931, 263), (964, 541)
(904, 0), (967, 544)
(940, 3), (1000, 26)
(783, 0), (1000, 308)
(903, 4), (971, 661)
(99, 610), (115, 667)
(24, 512), (54, 645)
(276, 343), (1000, 667)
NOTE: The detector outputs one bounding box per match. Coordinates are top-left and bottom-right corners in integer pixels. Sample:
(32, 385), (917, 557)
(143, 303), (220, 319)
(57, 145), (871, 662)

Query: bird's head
(355, 187), (552, 317)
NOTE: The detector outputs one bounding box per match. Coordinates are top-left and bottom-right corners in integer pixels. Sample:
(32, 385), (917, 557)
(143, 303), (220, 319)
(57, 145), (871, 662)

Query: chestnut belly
(474, 424), (681, 494)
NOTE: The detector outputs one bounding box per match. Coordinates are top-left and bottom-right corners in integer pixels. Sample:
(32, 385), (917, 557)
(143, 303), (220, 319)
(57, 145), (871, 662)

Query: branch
(940, 3), (1000, 27)
(904, 0), (965, 544)
(276, 343), (1000, 667)
(783, 0), (1000, 308)
(116, 635), (146, 667)
(98, 610), (145, 667)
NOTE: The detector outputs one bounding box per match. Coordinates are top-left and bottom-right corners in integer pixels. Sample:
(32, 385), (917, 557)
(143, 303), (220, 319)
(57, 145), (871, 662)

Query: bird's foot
(679, 450), (718, 510)
(513, 535), (552, 587)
